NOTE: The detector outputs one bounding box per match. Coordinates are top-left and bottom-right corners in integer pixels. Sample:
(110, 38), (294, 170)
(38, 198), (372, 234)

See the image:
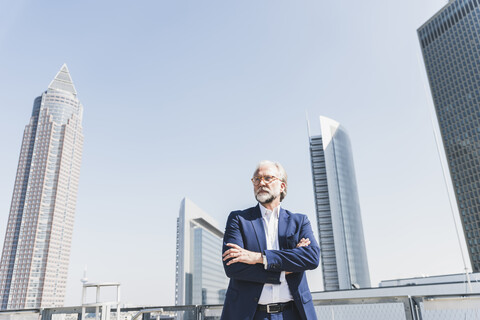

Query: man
(221, 161), (320, 320)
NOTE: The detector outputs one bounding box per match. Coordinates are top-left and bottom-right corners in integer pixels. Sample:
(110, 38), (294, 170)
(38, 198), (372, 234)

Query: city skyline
(418, 0), (480, 273)
(309, 116), (371, 290)
(0, 0), (469, 306)
(0, 64), (83, 309)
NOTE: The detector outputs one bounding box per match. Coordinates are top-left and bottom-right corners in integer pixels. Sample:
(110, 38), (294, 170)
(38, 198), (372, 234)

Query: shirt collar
(259, 203), (280, 218)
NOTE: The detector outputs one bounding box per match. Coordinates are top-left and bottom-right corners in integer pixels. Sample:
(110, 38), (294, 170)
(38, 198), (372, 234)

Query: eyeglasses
(251, 175), (280, 185)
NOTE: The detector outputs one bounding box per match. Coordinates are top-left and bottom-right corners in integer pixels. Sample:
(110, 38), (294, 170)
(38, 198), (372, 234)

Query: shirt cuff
(263, 254), (268, 270)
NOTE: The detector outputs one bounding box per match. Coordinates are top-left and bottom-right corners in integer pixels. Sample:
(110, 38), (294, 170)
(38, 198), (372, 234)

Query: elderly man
(221, 161), (320, 320)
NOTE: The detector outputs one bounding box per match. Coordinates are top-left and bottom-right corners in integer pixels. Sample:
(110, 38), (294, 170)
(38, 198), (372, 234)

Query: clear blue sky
(0, 0), (468, 306)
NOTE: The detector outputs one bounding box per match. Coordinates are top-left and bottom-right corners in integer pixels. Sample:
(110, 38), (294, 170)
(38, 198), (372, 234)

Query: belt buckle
(266, 304), (280, 314)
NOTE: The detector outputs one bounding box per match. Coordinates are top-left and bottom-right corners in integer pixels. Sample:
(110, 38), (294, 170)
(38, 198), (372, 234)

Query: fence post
(400, 297), (415, 320)
(411, 297), (423, 320)
(196, 305), (201, 320)
(41, 308), (52, 320)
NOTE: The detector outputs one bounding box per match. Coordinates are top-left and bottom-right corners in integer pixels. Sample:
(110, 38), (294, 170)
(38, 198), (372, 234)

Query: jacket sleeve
(264, 215), (320, 273)
(222, 211), (281, 284)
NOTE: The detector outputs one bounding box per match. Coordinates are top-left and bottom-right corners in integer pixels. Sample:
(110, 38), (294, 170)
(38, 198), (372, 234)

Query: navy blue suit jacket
(221, 205), (320, 320)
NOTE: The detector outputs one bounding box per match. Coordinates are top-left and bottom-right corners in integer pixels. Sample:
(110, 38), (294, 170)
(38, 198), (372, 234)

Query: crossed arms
(222, 211), (320, 284)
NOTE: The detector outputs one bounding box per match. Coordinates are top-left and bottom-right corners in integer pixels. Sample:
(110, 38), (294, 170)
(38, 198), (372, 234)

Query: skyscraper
(175, 198), (227, 306)
(308, 116), (370, 291)
(418, 0), (480, 272)
(0, 64), (83, 309)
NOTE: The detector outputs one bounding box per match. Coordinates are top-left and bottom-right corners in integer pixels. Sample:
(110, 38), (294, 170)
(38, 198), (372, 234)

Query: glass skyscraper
(309, 116), (370, 291)
(175, 198), (227, 306)
(418, 0), (480, 272)
(0, 65), (83, 309)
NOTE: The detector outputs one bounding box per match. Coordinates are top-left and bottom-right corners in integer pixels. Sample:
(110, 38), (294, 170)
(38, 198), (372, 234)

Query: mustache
(255, 187), (270, 195)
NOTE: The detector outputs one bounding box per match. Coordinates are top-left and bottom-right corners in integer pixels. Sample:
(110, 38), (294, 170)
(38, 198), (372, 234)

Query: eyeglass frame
(251, 175), (283, 186)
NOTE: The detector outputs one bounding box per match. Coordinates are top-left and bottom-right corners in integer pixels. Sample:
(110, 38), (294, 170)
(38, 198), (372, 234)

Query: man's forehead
(254, 164), (278, 175)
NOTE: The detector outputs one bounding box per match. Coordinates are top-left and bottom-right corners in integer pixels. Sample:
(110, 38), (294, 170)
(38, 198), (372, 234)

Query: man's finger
(222, 247), (240, 257)
(222, 250), (231, 258)
(223, 253), (233, 261)
(222, 249), (231, 257)
(226, 257), (240, 265)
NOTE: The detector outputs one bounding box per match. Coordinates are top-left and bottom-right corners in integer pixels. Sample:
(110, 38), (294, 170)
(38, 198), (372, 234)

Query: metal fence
(0, 294), (479, 320)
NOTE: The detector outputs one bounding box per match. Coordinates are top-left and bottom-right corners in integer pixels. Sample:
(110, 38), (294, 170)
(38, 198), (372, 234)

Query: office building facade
(309, 116), (370, 290)
(418, 0), (480, 271)
(175, 198), (227, 306)
(0, 65), (84, 309)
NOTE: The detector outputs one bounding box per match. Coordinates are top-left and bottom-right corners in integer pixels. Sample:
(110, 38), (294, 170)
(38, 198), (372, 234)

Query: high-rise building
(418, 0), (480, 272)
(308, 116), (370, 291)
(175, 198), (228, 306)
(0, 64), (84, 309)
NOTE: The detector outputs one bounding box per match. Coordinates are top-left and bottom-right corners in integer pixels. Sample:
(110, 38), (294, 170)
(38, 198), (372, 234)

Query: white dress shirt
(258, 203), (294, 304)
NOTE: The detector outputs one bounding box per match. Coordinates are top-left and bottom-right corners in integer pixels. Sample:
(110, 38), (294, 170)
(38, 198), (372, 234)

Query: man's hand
(223, 243), (262, 266)
(286, 238), (311, 275)
(296, 238), (310, 248)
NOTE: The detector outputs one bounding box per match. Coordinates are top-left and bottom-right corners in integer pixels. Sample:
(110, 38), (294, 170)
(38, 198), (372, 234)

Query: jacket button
(254, 297), (258, 302)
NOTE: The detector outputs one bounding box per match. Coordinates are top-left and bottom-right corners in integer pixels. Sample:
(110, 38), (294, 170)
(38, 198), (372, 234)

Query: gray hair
(253, 160), (288, 201)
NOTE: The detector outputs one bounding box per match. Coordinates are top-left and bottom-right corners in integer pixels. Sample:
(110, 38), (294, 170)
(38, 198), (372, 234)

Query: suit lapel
(278, 207), (290, 249)
(251, 205), (267, 253)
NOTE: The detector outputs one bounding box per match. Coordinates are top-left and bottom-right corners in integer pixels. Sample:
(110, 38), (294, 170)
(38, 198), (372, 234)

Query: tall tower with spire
(0, 64), (84, 309)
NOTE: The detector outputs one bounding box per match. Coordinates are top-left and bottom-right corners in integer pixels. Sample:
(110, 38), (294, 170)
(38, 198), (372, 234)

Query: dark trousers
(253, 303), (302, 320)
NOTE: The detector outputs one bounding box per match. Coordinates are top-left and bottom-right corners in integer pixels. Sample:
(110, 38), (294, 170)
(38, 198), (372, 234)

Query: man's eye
(264, 176), (272, 182)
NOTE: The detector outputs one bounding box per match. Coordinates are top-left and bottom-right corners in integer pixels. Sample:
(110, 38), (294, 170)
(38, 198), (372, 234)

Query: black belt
(257, 301), (294, 314)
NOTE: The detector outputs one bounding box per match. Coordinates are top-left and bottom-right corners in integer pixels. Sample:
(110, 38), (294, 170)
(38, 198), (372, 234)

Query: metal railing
(412, 294), (480, 320)
(0, 294), (479, 320)
(313, 296), (415, 320)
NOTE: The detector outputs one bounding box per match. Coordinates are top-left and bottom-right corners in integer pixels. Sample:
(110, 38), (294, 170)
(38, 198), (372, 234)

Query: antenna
(416, 51), (472, 292)
(306, 110), (311, 138)
(80, 265), (88, 285)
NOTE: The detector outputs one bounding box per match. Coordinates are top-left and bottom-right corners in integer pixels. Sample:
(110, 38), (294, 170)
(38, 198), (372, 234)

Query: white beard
(255, 189), (279, 204)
